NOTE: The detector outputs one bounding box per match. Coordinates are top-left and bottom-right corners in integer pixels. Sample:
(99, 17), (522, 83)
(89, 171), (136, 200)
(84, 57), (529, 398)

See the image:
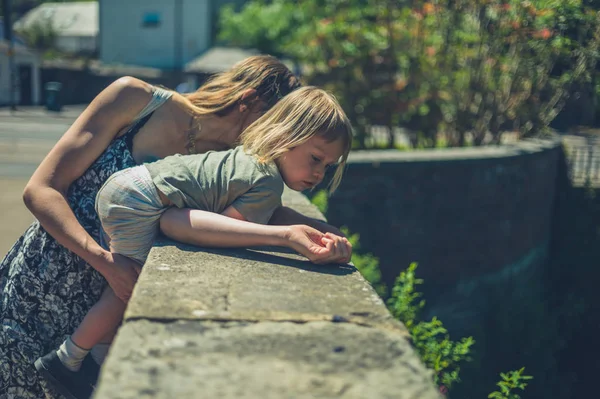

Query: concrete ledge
(93, 189), (441, 399)
(348, 136), (562, 164)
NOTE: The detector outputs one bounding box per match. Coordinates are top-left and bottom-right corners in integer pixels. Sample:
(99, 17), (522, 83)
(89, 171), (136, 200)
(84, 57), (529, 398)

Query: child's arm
(159, 208), (351, 264)
(269, 206), (346, 238)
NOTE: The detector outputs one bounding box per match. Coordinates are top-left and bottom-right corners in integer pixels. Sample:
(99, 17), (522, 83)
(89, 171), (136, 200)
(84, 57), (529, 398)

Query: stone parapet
(93, 189), (441, 399)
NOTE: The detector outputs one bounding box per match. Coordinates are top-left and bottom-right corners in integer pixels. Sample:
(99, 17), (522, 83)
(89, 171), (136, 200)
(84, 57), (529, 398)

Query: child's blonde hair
(240, 86), (352, 193)
(183, 55), (301, 116)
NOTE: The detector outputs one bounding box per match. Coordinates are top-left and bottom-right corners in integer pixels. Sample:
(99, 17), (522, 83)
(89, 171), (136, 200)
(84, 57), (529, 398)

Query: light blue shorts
(95, 165), (166, 264)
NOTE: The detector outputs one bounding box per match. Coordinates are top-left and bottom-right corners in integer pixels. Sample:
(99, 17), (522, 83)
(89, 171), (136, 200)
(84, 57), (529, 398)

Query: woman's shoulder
(111, 76), (153, 92)
(103, 76), (155, 109)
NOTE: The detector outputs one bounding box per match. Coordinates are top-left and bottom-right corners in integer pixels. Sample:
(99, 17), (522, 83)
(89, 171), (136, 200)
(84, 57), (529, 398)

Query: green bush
(388, 263), (474, 390)
(220, 0), (600, 148)
(488, 368), (533, 399)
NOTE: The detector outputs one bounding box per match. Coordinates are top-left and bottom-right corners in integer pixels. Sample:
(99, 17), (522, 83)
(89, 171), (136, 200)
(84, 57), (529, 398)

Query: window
(142, 12), (161, 28)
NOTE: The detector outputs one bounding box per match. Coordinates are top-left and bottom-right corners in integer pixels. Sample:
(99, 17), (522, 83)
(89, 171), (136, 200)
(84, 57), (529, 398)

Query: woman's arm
(160, 208), (351, 264)
(269, 206), (346, 237)
(22, 77), (152, 287)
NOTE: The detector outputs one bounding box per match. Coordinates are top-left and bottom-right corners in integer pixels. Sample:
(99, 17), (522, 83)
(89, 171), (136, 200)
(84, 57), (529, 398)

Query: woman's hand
(100, 253), (142, 303)
(286, 225), (352, 264)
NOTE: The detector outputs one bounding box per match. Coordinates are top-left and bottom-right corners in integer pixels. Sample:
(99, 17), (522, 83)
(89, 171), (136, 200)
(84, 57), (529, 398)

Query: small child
(35, 86), (353, 399)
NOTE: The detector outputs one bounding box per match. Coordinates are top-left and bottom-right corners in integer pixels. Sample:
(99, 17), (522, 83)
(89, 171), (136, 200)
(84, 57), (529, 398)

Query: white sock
(90, 343), (111, 365)
(56, 336), (90, 372)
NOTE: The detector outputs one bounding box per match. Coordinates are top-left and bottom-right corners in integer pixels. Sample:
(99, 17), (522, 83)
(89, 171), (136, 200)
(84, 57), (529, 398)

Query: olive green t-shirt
(144, 146), (283, 224)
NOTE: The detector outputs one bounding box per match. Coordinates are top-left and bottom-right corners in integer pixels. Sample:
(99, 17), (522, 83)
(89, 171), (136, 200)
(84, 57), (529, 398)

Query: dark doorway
(18, 64), (32, 105)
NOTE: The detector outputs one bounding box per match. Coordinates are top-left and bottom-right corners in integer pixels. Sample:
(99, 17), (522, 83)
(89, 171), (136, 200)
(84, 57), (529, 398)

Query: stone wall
(93, 190), (441, 399)
(321, 137), (563, 397)
(326, 138), (560, 290)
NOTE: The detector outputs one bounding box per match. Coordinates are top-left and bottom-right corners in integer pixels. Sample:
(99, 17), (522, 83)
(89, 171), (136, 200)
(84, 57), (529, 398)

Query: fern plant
(387, 263), (474, 389)
(488, 368), (533, 399)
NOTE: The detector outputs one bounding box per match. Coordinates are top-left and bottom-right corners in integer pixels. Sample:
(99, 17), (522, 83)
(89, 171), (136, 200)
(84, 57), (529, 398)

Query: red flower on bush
(540, 28), (552, 39)
(533, 28), (552, 39)
(423, 2), (435, 14)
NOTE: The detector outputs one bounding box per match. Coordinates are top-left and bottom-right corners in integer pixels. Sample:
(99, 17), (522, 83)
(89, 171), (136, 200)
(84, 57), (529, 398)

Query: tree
(220, 0), (600, 148)
(15, 17), (56, 51)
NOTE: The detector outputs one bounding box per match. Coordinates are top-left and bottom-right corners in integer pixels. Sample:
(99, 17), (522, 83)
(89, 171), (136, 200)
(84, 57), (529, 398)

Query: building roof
(184, 47), (260, 74)
(14, 2), (98, 38)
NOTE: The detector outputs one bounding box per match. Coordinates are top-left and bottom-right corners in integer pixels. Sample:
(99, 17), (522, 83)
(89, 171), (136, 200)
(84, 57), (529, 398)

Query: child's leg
(70, 165), (165, 365)
(89, 328), (118, 365)
(35, 166), (165, 399)
(57, 286), (125, 371)
(71, 286), (125, 350)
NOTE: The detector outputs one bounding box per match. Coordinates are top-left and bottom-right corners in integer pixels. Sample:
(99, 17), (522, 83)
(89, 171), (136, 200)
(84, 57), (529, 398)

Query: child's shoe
(80, 354), (101, 388)
(34, 351), (93, 399)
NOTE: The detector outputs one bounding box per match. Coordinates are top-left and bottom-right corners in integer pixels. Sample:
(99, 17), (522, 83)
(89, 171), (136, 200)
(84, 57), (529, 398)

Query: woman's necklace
(186, 115), (201, 155)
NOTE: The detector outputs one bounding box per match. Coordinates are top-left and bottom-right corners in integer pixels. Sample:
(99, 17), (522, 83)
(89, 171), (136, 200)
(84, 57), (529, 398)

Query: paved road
(0, 108), (79, 256)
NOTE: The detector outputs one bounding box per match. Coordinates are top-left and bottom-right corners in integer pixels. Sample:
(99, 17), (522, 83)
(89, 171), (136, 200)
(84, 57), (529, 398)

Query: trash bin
(45, 82), (63, 112)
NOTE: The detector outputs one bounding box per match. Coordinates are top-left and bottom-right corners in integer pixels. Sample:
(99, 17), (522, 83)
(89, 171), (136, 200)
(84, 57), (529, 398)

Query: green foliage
(488, 368), (533, 399)
(387, 263), (475, 389)
(310, 190), (329, 214)
(15, 18), (56, 52)
(220, 0), (600, 148)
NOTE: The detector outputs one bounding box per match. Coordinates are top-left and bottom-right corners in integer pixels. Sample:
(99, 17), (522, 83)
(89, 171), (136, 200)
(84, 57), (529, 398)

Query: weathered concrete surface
(93, 189), (441, 399)
(96, 320), (437, 399)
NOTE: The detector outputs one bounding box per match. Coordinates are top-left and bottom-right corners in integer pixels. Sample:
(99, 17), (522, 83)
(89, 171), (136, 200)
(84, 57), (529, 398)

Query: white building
(99, 0), (245, 70)
(14, 2), (98, 54)
(0, 20), (41, 105)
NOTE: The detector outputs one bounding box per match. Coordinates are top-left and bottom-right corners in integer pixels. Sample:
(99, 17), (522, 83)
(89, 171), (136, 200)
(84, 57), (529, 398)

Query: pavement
(0, 105), (87, 120)
(0, 105), (83, 256)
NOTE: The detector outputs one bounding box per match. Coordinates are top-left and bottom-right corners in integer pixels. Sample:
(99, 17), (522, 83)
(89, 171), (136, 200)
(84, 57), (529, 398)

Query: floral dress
(0, 109), (156, 399)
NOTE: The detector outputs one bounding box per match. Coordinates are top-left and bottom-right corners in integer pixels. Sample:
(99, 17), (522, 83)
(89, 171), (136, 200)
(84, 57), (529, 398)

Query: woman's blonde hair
(240, 86), (352, 193)
(183, 55), (300, 116)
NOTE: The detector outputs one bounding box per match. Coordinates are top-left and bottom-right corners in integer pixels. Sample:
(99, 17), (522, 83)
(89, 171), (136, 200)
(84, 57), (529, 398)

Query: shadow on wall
(153, 239), (356, 277)
(315, 140), (599, 399)
(544, 148), (600, 399)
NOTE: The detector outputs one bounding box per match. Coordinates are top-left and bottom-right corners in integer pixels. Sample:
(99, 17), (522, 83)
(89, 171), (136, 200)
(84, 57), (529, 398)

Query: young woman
(35, 86), (352, 399)
(0, 56), (344, 399)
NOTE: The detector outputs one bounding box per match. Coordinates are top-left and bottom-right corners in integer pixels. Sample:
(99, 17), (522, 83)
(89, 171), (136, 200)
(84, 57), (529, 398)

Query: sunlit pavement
(0, 106), (80, 256)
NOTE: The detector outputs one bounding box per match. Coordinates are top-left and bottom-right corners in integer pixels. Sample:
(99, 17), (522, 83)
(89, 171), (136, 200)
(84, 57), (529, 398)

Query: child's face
(276, 135), (345, 192)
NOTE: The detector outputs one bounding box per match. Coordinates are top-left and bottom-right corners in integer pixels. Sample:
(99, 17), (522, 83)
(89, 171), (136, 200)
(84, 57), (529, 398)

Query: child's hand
(287, 226), (352, 264)
(102, 253), (142, 303)
(320, 232), (352, 263)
